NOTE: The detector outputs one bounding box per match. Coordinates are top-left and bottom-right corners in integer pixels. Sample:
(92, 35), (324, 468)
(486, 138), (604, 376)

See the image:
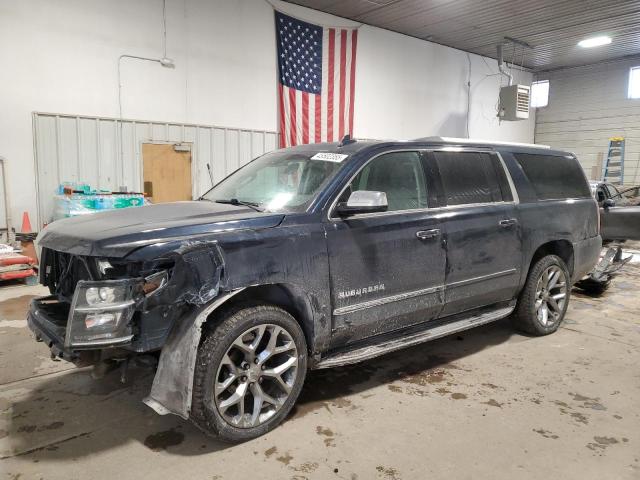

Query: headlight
(86, 286), (119, 305)
(65, 279), (142, 348)
(84, 312), (121, 329)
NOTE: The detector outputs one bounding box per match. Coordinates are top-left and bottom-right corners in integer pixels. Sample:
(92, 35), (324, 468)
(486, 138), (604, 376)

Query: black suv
(30, 137), (601, 442)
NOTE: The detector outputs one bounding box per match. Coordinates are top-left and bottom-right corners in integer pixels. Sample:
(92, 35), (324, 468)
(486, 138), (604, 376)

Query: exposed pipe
(117, 55), (175, 186)
(162, 0), (168, 59)
(0, 157), (13, 244)
(117, 0), (175, 187)
(497, 43), (513, 86)
(118, 55), (175, 123)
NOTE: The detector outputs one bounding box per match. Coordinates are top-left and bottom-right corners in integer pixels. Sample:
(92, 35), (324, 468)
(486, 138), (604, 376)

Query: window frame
(328, 148), (518, 221)
(628, 66), (640, 99)
(605, 183), (621, 199)
(531, 80), (550, 108)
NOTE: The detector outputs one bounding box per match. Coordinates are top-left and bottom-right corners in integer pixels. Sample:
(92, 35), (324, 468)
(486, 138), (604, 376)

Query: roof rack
(413, 136), (550, 149)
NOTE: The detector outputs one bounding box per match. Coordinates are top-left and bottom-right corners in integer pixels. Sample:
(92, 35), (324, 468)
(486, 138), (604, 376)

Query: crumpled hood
(37, 201), (285, 257)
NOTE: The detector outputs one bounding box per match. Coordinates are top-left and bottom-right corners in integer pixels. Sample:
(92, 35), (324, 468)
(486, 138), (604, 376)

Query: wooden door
(142, 143), (192, 203)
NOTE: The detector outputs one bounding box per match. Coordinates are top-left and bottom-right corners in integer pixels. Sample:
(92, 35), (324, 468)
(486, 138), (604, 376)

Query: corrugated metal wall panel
(33, 113), (278, 225)
(535, 57), (640, 185)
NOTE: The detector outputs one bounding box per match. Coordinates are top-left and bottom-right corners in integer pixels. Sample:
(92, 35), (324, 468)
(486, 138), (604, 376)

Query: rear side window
(433, 152), (511, 206)
(513, 154), (590, 200)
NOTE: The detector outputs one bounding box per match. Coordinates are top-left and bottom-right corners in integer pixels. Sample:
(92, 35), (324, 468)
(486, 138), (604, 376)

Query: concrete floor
(1, 254), (639, 480)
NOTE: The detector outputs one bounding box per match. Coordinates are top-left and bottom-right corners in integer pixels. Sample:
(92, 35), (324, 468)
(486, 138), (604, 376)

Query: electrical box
(498, 84), (530, 121)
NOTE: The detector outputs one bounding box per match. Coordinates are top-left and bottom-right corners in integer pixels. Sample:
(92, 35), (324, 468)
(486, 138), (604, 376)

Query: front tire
(191, 304), (307, 442)
(513, 255), (570, 336)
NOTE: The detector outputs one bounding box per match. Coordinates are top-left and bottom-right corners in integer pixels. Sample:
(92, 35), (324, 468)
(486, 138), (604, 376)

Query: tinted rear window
(513, 153), (590, 200)
(433, 152), (510, 206)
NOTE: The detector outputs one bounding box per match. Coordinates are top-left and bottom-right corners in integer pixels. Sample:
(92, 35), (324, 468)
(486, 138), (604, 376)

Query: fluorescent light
(578, 36), (612, 48)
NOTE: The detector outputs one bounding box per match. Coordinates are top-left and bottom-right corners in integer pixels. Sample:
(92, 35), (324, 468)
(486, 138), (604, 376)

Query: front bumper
(27, 293), (138, 362)
(27, 296), (81, 362)
(27, 292), (187, 362)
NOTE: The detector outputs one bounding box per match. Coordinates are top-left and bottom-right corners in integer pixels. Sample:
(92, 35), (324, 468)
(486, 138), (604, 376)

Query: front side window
(202, 150), (344, 212)
(433, 151), (510, 206)
(343, 151), (428, 212)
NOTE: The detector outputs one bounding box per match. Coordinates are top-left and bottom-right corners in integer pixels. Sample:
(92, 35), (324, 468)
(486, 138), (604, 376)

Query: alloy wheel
(214, 324), (299, 428)
(534, 265), (568, 326)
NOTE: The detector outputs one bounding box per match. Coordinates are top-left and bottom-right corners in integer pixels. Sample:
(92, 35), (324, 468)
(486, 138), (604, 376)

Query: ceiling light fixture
(578, 36), (612, 48)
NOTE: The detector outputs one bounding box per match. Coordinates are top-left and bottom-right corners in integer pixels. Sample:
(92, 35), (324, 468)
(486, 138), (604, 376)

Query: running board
(315, 306), (515, 369)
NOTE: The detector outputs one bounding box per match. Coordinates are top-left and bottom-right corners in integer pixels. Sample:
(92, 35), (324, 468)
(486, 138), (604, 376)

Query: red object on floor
(0, 268), (35, 280)
(21, 211), (33, 233)
(0, 254), (36, 266)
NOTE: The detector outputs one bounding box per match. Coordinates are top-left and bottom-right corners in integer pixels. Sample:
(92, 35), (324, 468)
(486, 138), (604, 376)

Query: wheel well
(529, 240), (574, 276)
(202, 284), (315, 353)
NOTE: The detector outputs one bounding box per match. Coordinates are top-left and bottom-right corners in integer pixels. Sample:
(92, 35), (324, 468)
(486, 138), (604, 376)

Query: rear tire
(191, 304), (307, 442)
(513, 255), (570, 336)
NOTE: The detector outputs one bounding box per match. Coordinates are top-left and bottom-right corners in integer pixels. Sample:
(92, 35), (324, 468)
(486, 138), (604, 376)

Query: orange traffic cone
(21, 211), (33, 233)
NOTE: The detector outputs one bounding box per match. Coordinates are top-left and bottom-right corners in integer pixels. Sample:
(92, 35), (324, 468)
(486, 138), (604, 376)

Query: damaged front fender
(143, 288), (245, 419)
(142, 240), (237, 418)
(149, 241), (226, 306)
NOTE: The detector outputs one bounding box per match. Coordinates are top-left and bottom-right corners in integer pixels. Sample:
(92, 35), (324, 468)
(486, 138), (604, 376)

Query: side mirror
(603, 198), (615, 209)
(335, 190), (388, 216)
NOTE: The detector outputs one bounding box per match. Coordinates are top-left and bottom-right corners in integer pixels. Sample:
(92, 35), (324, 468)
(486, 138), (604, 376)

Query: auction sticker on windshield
(311, 152), (349, 162)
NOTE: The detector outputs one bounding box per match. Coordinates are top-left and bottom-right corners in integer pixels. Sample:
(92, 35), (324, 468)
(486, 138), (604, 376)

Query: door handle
(499, 219), (517, 227)
(416, 229), (440, 240)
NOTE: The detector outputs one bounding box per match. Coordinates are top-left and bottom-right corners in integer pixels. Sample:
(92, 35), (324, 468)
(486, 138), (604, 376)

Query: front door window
(346, 151), (428, 212)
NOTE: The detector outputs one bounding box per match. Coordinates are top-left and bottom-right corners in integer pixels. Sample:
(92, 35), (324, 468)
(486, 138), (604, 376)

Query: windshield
(202, 150), (347, 212)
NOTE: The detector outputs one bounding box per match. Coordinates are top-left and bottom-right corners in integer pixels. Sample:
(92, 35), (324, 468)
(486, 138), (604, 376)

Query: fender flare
(143, 288), (245, 419)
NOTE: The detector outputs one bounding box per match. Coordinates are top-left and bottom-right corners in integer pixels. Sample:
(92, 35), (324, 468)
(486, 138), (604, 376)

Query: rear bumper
(572, 235), (602, 282)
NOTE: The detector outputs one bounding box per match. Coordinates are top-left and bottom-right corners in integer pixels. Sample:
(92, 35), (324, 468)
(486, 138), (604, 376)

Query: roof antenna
(338, 134), (356, 147)
(206, 163), (215, 188)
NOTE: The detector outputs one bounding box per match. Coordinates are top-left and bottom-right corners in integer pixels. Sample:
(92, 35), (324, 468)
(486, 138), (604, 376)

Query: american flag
(275, 11), (358, 147)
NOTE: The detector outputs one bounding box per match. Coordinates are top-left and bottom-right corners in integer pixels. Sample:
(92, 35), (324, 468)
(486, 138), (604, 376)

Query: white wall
(0, 0), (534, 230)
(535, 56), (640, 184)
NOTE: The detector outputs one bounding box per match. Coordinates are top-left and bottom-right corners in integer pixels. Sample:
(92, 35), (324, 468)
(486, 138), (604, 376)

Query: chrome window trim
(327, 147), (520, 222)
(445, 268), (517, 288)
(332, 268), (518, 316)
(536, 196), (593, 203)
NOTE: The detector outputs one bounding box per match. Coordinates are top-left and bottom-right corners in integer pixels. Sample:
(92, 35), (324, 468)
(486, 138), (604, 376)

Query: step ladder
(602, 137), (625, 185)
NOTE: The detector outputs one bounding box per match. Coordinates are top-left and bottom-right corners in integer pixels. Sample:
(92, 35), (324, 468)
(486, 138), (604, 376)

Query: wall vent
(498, 84), (530, 121)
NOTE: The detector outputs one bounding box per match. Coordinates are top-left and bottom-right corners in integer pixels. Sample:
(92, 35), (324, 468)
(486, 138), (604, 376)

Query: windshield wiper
(214, 198), (264, 212)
